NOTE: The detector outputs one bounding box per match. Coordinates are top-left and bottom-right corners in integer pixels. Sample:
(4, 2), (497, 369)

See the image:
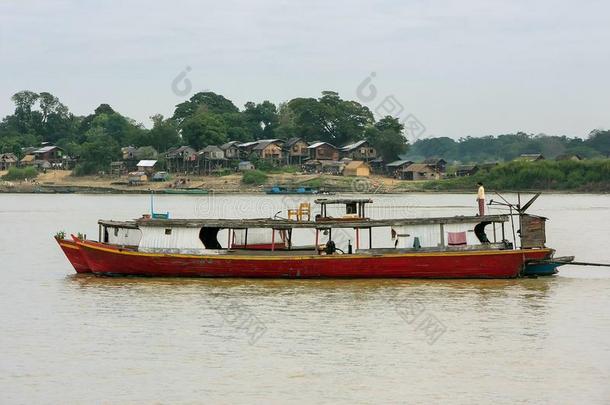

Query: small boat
(163, 188), (209, 195)
(55, 237), (89, 273)
(266, 186), (318, 195)
(59, 197), (572, 279)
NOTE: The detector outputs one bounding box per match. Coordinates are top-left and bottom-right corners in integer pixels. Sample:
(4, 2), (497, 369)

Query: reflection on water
(1, 193), (610, 404)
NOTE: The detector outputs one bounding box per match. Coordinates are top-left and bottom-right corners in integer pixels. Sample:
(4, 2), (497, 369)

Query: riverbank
(0, 170), (422, 194)
(1, 167), (609, 194)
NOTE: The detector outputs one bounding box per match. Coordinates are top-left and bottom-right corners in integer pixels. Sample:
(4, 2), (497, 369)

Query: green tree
(181, 112), (228, 149)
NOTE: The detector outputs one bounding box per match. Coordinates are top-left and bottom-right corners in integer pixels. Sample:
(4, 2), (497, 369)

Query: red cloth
(478, 198), (485, 215)
(448, 231), (467, 246)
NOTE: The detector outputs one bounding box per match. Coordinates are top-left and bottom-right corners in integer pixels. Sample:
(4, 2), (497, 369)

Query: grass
(2, 166), (38, 181)
(241, 170), (268, 185)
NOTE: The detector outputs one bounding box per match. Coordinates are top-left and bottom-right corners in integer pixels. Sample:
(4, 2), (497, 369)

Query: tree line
(1, 89), (608, 176)
(0, 90), (407, 174)
(407, 131), (610, 162)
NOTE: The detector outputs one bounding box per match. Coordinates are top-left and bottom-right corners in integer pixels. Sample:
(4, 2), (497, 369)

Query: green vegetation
(2, 166), (38, 181)
(423, 160), (610, 192)
(241, 170), (268, 185)
(0, 90), (408, 167)
(407, 131), (610, 162)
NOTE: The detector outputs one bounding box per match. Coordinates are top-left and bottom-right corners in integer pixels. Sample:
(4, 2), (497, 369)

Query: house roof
(253, 139), (282, 150)
(456, 165), (478, 171)
(341, 140), (368, 151)
(220, 141), (240, 150)
(33, 146), (61, 154)
(423, 157), (446, 165)
(200, 145), (223, 153)
(0, 153), (18, 162)
(386, 160), (412, 168)
(344, 160), (368, 170)
(308, 142), (336, 149)
(405, 163), (437, 173)
(518, 153), (544, 161)
(285, 137), (307, 147)
(136, 160), (157, 167)
(166, 146), (195, 157)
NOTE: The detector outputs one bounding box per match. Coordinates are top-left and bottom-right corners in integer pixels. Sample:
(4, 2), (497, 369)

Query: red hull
(76, 241), (553, 279)
(55, 237), (90, 273)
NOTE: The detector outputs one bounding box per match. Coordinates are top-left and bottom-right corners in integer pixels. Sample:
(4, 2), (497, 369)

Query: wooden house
(198, 145), (226, 174)
(403, 163), (441, 180)
(422, 158), (447, 173)
(220, 141), (241, 160)
(308, 142), (339, 161)
(136, 160), (158, 176)
(386, 160), (413, 179)
(0, 153), (18, 170)
(455, 165), (479, 177)
(340, 140), (377, 161)
(343, 161), (370, 177)
(517, 154), (545, 162)
(284, 138), (309, 165)
(165, 146), (197, 173)
(252, 139), (284, 161)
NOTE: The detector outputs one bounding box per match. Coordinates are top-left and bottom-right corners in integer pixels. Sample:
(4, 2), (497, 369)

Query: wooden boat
(55, 221), (140, 273)
(266, 186), (318, 195)
(58, 198), (572, 278)
(55, 237), (89, 273)
(163, 188), (209, 195)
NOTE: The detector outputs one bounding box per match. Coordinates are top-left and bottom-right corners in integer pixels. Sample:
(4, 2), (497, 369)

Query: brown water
(1, 193), (609, 404)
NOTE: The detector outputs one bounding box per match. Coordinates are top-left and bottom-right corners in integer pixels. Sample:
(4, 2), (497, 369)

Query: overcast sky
(1, 0), (608, 139)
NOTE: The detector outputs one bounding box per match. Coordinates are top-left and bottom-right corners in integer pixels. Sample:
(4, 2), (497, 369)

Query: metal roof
(341, 140), (368, 151)
(136, 160), (157, 167)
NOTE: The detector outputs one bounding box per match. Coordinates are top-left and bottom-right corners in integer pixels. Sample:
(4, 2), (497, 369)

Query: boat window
(165, 228), (172, 235)
(114, 227), (119, 237)
(199, 227), (222, 249)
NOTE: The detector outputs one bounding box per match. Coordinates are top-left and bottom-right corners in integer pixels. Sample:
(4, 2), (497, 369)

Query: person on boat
(476, 182), (485, 215)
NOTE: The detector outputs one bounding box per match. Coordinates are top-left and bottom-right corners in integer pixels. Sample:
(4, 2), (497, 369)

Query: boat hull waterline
(75, 240), (553, 279)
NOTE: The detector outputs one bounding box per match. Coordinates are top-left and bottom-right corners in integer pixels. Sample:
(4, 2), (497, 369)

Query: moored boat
(58, 197), (573, 279)
(55, 236), (90, 273)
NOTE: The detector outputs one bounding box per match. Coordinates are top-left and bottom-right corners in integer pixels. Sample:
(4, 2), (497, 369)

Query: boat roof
(98, 219), (140, 229)
(134, 214), (508, 230)
(314, 198), (373, 205)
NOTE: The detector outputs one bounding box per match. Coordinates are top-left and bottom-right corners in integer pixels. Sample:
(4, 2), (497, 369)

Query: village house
(237, 141), (259, 158)
(369, 157), (386, 174)
(0, 153), (18, 170)
(340, 140), (377, 161)
(555, 153), (583, 161)
(122, 146), (158, 171)
(343, 160), (370, 177)
(165, 146), (197, 173)
(20, 145), (65, 169)
(308, 142), (339, 161)
(238, 161), (255, 171)
(422, 158), (447, 173)
(517, 153), (545, 162)
(385, 160), (413, 180)
(136, 160), (158, 176)
(455, 164), (479, 177)
(284, 137), (309, 165)
(197, 145), (226, 174)
(403, 163), (442, 180)
(251, 139), (284, 161)
(220, 141), (241, 160)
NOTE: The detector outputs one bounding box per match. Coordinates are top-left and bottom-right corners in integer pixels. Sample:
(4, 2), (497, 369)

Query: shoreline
(1, 170), (608, 195)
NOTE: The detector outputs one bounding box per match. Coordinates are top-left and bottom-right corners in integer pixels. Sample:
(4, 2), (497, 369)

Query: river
(1, 193), (609, 404)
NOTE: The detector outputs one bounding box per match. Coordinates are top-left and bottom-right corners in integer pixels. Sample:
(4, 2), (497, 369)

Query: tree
(172, 91), (239, 124)
(73, 127), (120, 175)
(181, 112), (228, 149)
(148, 114), (181, 152)
(368, 116), (409, 161)
(586, 129), (610, 157)
(286, 91), (374, 145)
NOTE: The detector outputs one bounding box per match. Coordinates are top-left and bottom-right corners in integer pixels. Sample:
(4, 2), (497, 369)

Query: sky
(0, 0), (609, 139)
